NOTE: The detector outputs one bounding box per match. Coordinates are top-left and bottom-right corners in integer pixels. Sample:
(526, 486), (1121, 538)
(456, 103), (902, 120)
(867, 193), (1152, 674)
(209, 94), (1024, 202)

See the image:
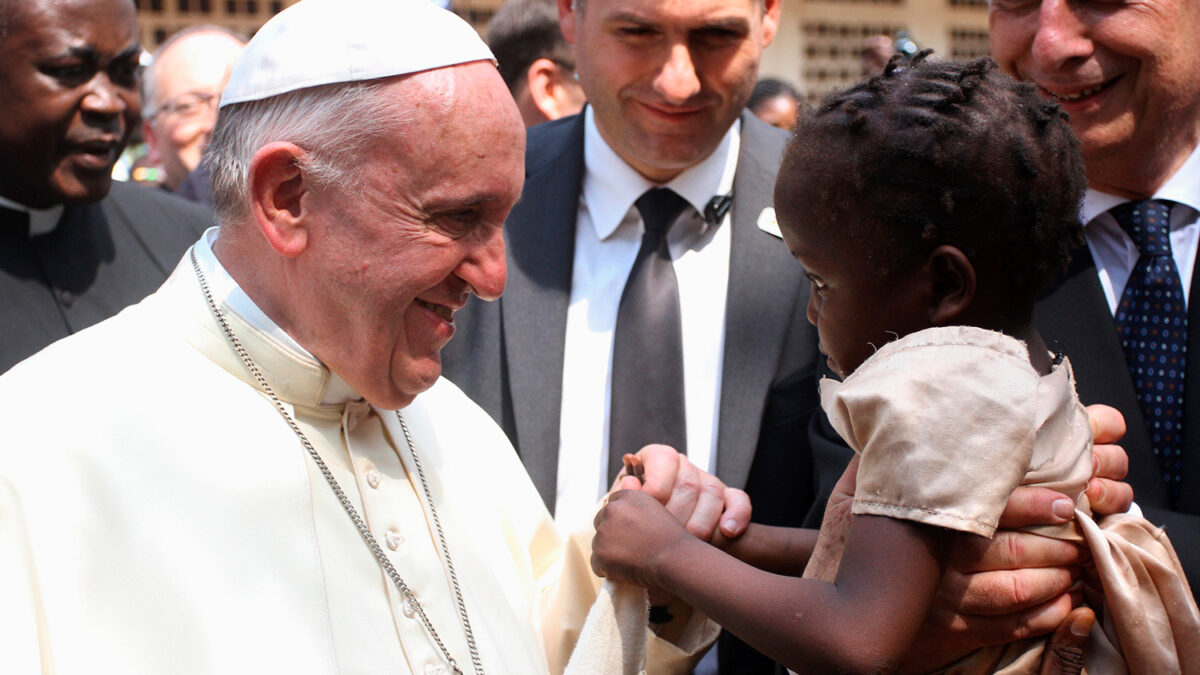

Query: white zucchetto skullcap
(220, 0), (495, 108)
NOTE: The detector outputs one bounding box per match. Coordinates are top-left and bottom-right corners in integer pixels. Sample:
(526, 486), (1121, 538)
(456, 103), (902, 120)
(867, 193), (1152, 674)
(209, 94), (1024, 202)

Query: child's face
(779, 210), (931, 378)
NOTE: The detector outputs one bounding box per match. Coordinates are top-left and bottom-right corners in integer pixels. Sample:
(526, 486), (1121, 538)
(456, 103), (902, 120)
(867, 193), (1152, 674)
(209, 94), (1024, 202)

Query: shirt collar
(0, 194), (65, 236)
(581, 106), (740, 241)
(195, 226), (362, 405)
(1083, 139), (1200, 225)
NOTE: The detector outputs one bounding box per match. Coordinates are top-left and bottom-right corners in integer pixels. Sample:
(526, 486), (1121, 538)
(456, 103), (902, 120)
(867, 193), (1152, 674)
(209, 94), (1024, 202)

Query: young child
(591, 55), (1200, 673)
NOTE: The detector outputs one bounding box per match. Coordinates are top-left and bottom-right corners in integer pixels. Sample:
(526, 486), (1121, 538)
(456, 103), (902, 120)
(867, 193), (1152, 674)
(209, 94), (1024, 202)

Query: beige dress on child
(804, 326), (1200, 674)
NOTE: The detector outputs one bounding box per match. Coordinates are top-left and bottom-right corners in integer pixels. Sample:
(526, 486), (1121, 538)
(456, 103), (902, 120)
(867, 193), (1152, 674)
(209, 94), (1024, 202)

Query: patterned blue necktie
(1112, 200), (1186, 506)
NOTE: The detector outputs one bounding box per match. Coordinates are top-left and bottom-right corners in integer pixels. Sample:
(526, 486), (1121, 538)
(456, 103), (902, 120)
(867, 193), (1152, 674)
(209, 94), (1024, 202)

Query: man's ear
(927, 245), (975, 324)
(248, 141), (310, 258)
(761, 0), (782, 47)
(526, 58), (581, 122)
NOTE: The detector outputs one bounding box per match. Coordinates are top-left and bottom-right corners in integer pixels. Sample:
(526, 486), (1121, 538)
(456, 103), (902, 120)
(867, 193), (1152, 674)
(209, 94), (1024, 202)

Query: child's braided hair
(775, 53), (1086, 301)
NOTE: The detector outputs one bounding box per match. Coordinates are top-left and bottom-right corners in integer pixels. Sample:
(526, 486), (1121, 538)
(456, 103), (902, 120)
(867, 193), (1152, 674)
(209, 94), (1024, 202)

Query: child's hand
(591, 489), (691, 588)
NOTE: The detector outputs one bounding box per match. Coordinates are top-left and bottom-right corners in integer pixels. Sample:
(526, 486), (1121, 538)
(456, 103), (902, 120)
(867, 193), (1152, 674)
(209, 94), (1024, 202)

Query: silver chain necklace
(190, 250), (485, 675)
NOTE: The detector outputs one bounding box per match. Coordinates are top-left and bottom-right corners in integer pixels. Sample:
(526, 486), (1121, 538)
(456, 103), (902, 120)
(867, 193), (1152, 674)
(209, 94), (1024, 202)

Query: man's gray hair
(205, 79), (407, 224)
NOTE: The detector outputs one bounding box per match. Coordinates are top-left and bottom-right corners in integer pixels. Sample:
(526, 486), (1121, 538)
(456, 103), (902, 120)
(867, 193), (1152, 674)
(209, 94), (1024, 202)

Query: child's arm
(713, 523), (818, 576)
(593, 489), (958, 673)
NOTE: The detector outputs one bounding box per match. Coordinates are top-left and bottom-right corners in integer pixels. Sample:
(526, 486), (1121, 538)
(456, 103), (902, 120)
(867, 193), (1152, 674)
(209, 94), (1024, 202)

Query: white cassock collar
(0, 194), (65, 236)
(193, 226), (362, 405)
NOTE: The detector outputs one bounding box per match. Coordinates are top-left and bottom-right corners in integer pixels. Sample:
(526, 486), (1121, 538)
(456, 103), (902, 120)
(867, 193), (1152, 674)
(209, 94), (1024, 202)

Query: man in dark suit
(444, 0), (821, 544)
(444, 0), (1132, 670)
(0, 0), (212, 373)
(444, 105), (822, 525)
(991, 0), (1200, 591)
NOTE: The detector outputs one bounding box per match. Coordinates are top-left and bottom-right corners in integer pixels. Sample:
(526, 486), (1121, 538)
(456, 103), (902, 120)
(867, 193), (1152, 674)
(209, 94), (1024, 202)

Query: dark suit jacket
(1036, 245), (1200, 590)
(0, 181), (213, 373)
(443, 110), (828, 520)
(442, 111), (839, 674)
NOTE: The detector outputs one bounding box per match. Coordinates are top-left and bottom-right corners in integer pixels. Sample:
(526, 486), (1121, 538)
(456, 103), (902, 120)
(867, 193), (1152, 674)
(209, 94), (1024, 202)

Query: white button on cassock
(402, 594), (417, 618)
(385, 528), (403, 550)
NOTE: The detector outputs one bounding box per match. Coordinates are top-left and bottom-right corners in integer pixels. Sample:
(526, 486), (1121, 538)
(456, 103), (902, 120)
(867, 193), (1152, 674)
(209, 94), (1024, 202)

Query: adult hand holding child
(595, 396), (1140, 671)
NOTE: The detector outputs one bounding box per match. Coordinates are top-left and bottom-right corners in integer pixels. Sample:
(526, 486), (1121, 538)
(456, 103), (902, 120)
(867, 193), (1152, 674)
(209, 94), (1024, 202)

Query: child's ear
(927, 245), (975, 324)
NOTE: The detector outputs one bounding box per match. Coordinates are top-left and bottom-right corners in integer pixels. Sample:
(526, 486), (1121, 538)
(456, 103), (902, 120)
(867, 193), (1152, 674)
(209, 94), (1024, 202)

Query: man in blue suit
(992, 0), (1200, 594)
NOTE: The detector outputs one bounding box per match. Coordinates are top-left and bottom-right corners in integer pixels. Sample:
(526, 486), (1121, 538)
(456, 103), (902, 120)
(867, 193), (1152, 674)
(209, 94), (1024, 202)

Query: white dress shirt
(1081, 141), (1200, 312)
(555, 107), (739, 531)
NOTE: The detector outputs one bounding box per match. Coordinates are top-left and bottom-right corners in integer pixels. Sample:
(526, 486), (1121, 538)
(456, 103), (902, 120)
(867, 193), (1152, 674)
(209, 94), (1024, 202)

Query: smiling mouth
(416, 299), (453, 321)
(639, 100), (707, 117)
(67, 140), (120, 165)
(1041, 80), (1111, 102)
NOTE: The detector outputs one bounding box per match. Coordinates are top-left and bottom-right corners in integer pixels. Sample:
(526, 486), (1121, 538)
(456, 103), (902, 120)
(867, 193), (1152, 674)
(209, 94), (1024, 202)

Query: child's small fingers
(1040, 606), (1094, 675)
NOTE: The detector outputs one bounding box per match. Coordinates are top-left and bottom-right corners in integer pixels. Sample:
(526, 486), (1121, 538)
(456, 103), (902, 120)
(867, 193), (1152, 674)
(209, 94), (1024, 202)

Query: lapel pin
(757, 207), (781, 238)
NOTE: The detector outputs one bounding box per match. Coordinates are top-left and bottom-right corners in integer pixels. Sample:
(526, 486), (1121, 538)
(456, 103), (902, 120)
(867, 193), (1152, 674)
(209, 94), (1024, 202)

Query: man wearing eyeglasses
(0, 0), (213, 373)
(142, 26), (246, 199)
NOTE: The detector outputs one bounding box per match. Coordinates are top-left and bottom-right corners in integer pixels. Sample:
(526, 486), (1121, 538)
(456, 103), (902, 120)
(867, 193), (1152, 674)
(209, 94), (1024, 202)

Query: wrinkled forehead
(385, 62), (523, 148)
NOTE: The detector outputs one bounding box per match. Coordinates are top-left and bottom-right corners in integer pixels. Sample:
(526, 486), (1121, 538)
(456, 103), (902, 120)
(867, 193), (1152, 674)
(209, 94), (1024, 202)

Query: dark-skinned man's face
(0, 0), (141, 207)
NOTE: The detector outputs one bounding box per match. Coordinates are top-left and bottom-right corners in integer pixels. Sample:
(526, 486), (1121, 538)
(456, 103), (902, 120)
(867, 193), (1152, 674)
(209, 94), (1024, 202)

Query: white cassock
(0, 237), (715, 674)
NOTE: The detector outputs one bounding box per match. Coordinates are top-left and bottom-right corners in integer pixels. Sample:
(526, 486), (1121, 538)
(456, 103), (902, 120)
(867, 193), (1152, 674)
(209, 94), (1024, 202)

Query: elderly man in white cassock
(0, 1), (743, 672)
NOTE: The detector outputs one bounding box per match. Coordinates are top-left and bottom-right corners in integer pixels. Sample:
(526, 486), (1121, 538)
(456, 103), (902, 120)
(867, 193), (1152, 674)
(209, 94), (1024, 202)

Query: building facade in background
(764, 0), (990, 104)
(135, 0), (491, 47)
(136, 0), (988, 102)
(135, 0), (988, 105)
(438, 0), (992, 105)
(135, 0), (298, 46)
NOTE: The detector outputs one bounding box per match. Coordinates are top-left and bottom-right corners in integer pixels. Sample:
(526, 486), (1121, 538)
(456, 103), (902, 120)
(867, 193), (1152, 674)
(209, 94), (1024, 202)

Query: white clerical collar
(0, 194), (65, 236)
(1083, 139), (1200, 225)
(581, 105), (739, 241)
(194, 226), (362, 405)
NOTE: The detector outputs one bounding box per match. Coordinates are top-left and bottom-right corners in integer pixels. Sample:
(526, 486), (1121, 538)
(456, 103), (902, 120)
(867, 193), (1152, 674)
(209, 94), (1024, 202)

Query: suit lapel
(502, 114), (799, 497)
(499, 116), (586, 510)
(1035, 245), (1170, 507)
(715, 114), (805, 489)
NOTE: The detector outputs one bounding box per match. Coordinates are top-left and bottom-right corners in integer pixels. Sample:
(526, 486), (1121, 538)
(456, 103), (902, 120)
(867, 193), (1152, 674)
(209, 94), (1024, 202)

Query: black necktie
(1111, 200), (1186, 506)
(608, 188), (690, 484)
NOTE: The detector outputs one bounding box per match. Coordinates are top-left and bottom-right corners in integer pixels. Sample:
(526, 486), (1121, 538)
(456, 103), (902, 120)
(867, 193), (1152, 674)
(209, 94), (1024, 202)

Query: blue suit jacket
(1036, 245), (1200, 592)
